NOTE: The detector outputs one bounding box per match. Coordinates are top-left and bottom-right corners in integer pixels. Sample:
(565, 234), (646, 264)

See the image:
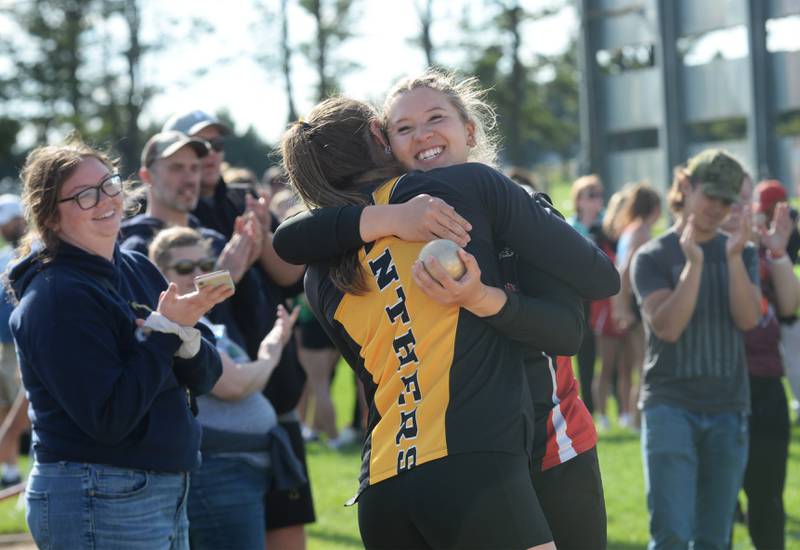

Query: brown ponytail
(280, 97), (404, 294)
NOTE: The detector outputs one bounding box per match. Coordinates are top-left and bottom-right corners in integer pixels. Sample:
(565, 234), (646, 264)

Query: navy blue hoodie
(8, 242), (222, 472)
(119, 213), (227, 256)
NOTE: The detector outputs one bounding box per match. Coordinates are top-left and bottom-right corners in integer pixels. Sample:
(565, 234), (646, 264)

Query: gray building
(577, 0), (800, 193)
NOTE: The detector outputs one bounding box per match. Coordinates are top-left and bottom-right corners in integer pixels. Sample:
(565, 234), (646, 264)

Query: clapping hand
(217, 221), (257, 283)
(680, 216), (704, 264)
(725, 206), (752, 257)
(246, 193), (271, 229)
(258, 305), (300, 361)
(760, 202), (791, 257)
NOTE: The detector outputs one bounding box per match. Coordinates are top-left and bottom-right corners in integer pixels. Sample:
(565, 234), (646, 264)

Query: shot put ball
(418, 239), (466, 281)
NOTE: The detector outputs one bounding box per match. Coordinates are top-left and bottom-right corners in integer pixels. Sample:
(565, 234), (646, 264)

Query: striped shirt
(632, 230), (758, 413)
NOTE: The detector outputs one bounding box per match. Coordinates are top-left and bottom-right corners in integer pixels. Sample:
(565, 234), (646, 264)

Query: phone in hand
(194, 269), (235, 292)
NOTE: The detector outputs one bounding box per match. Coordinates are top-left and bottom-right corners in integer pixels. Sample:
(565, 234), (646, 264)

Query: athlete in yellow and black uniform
(304, 163), (618, 549)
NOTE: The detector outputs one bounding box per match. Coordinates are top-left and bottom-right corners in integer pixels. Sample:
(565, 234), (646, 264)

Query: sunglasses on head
(169, 257), (217, 275)
(205, 137), (225, 152)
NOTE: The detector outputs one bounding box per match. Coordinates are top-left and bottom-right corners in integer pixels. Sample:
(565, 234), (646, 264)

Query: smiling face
(55, 157), (123, 258)
(683, 183), (733, 239)
(385, 87), (475, 172)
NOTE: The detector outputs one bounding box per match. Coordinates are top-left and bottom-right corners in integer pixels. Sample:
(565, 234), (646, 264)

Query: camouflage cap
(686, 149), (744, 203)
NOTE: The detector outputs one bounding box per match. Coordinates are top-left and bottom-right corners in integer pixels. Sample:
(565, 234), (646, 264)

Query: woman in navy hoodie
(7, 141), (232, 549)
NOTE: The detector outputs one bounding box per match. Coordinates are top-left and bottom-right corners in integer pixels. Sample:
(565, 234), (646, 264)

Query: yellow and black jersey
(305, 163), (618, 494)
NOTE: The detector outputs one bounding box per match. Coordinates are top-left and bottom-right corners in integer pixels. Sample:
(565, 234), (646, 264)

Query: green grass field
(1, 363), (796, 548)
(303, 361), (800, 550)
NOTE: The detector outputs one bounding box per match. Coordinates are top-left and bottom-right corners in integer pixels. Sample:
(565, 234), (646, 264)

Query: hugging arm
(274, 206), (368, 265)
(467, 165), (620, 300)
(273, 195), (473, 265)
(485, 269), (584, 356)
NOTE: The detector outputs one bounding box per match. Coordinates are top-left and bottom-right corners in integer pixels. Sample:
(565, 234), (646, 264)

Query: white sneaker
(327, 427), (361, 449)
(301, 424), (319, 443)
(596, 415), (610, 432)
(618, 413), (631, 428)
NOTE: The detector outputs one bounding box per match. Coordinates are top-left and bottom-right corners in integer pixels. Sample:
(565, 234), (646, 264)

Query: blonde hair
(570, 174), (603, 216)
(602, 189), (629, 240)
(148, 226), (212, 273)
(382, 69), (499, 167)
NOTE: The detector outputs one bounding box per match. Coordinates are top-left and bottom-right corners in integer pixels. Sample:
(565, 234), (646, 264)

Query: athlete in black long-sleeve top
(280, 96), (619, 549)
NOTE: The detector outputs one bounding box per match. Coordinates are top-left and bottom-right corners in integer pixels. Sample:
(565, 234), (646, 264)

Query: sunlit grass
(303, 360), (800, 550)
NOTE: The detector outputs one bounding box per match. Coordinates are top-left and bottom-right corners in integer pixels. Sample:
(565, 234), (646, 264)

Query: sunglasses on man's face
(169, 257), (217, 276)
(205, 137), (225, 152)
(585, 191), (603, 200)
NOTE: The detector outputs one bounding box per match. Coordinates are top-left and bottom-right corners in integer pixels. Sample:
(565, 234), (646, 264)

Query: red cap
(754, 180), (787, 213)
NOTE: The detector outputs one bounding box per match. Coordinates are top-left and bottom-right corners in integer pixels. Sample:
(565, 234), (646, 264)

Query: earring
(384, 146), (392, 156)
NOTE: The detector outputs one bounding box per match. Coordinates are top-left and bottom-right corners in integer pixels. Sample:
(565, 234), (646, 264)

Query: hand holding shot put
(412, 239), (508, 318)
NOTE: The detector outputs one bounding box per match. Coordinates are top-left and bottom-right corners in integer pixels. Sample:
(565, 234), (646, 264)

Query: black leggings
(358, 453), (551, 550)
(742, 376), (789, 550)
(532, 447), (607, 550)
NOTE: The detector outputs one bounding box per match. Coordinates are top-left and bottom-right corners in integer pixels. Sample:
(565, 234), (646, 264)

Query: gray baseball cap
(162, 110), (232, 136)
(141, 131), (210, 167)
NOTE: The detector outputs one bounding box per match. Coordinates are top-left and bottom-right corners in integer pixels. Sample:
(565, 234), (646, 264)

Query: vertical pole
(745, 0), (772, 179)
(655, 0), (683, 185)
(577, 0), (606, 184)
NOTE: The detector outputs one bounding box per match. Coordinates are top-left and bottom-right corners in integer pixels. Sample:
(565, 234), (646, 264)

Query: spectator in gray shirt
(631, 149), (761, 550)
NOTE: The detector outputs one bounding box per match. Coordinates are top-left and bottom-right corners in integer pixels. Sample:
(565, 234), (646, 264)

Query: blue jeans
(26, 461), (189, 550)
(187, 456), (270, 550)
(641, 404), (748, 550)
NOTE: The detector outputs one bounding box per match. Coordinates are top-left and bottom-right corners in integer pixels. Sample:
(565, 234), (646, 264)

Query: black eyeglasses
(168, 257), (217, 275)
(205, 137), (225, 152)
(58, 173), (123, 210)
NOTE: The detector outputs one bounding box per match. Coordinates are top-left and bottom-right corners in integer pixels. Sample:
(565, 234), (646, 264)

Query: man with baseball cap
(163, 111), (231, 200)
(121, 130), (257, 287)
(120, 131), (215, 253)
(121, 130), (269, 352)
(632, 149), (761, 549)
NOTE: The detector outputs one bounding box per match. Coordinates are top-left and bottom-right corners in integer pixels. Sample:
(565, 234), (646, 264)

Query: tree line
(0, 0), (579, 182)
